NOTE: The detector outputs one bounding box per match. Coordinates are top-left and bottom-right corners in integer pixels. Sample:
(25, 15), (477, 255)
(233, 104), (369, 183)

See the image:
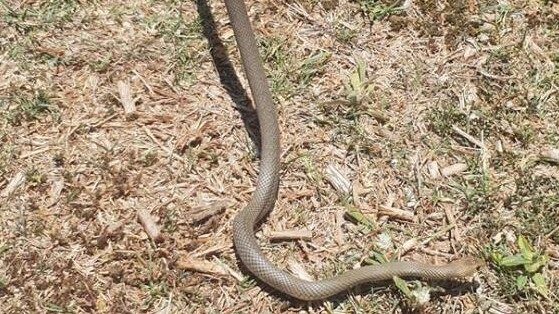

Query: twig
(420, 247), (454, 258)
(452, 125), (486, 149)
(214, 257), (243, 281)
(91, 113), (119, 128)
(268, 229), (313, 241)
(421, 224), (456, 246)
(545, 225), (559, 239)
(192, 244), (231, 258)
(427, 160), (441, 179)
(370, 109), (389, 123)
(475, 67), (515, 81)
(132, 69), (154, 95)
(398, 238), (418, 256)
(20, 147), (51, 159)
(378, 205), (416, 222)
(143, 126), (185, 162)
(444, 205), (461, 243)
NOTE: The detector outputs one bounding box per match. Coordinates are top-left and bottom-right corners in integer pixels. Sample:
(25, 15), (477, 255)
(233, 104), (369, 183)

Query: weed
(297, 51), (330, 87)
(343, 58), (372, 106)
(260, 36), (295, 97)
(174, 46), (198, 86)
(25, 168), (45, 186)
(142, 8), (202, 86)
(357, 0), (403, 21)
(89, 53), (113, 73)
(141, 150), (159, 167)
(488, 235), (550, 299)
(142, 281), (170, 308)
(5, 91), (58, 126)
(345, 206), (376, 231)
(334, 22), (358, 44)
(239, 277), (257, 290)
(260, 36), (329, 99)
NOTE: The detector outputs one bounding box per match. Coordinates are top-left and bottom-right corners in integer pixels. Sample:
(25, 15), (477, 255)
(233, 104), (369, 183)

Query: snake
(223, 0), (484, 301)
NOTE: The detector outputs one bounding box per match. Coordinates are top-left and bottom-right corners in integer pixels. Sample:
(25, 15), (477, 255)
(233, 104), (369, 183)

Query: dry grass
(1, 0), (558, 313)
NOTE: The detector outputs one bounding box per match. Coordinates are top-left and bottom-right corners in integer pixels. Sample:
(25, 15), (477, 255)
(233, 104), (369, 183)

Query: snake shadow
(196, 0), (261, 155)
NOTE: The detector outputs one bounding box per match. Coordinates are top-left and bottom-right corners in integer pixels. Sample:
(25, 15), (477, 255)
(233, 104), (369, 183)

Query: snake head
(449, 256), (486, 277)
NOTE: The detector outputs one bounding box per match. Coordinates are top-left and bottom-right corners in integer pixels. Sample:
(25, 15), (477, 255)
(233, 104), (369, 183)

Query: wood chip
(427, 160), (441, 179)
(176, 256), (228, 276)
(268, 229), (313, 241)
(540, 149), (559, 163)
(370, 109), (389, 123)
(216, 257), (244, 281)
(117, 80), (137, 120)
(287, 258), (314, 281)
(49, 174), (64, 206)
(143, 126), (185, 162)
(192, 244), (231, 258)
(378, 204), (416, 222)
(377, 126), (399, 141)
(325, 164), (351, 194)
(441, 163), (468, 177)
(384, 193), (396, 208)
(334, 210), (345, 245)
(545, 225), (559, 239)
(191, 201), (227, 224)
(137, 208), (163, 242)
(495, 139), (504, 153)
(107, 219), (126, 235)
(399, 238), (418, 255)
(1, 171), (26, 198)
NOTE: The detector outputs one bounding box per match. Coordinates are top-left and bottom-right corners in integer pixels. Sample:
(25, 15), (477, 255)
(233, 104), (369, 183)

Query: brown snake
(224, 0), (484, 301)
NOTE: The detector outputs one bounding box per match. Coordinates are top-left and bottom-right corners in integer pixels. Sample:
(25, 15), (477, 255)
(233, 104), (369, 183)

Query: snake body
(224, 0), (483, 301)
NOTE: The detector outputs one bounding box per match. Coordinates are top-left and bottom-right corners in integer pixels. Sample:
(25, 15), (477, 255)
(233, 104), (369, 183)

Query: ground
(0, 0), (558, 313)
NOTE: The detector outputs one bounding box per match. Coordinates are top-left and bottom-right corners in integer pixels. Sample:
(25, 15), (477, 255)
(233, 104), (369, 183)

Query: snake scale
(223, 0), (483, 301)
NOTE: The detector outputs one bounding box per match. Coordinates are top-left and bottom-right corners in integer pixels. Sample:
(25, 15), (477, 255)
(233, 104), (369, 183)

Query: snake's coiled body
(224, 0), (483, 301)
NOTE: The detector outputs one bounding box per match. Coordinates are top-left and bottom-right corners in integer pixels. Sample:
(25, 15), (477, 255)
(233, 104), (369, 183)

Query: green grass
(142, 281), (170, 309)
(4, 91), (58, 126)
(89, 53), (113, 73)
(1, 0), (78, 33)
(356, 0), (404, 21)
(334, 21), (358, 44)
(0, 134), (16, 177)
(508, 171), (559, 242)
(140, 150), (159, 167)
(141, 5), (203, 86)
(259, 36), (329, 99)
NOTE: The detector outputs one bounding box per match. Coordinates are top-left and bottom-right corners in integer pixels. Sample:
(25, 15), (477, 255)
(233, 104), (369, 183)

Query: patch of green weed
(5, 91), (58, 126)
